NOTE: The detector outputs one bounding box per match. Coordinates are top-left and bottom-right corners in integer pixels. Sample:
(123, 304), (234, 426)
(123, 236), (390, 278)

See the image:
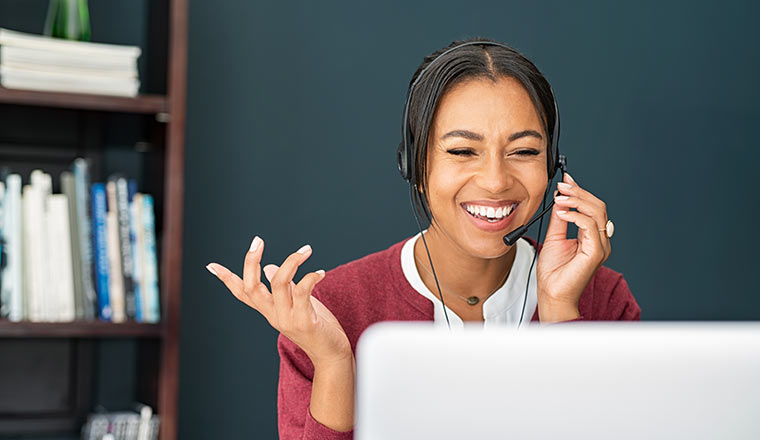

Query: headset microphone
(503, 155), (567, 246)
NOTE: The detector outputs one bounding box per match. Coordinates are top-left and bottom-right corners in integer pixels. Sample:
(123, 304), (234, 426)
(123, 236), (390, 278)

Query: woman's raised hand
(536, 173), (612, 322)
(206, 237), (352, 367)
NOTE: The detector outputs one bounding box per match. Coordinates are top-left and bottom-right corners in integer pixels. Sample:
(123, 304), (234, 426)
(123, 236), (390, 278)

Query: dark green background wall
(180, 0), (759, 437)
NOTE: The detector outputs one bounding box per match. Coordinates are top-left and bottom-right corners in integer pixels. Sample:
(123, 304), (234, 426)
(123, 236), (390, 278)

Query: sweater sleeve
(277, 333), (354, 440)
(603, 274), (641, 321)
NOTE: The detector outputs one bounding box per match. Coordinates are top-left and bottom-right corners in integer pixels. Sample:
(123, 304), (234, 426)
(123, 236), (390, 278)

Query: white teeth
(464, 203), (517, 220)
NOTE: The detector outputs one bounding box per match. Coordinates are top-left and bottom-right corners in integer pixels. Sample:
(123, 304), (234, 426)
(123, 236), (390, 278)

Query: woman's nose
(476, 154), (513, 194)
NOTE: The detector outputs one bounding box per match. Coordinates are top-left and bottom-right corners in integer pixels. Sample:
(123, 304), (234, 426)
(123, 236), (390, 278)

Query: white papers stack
(0, 28), (141, 97)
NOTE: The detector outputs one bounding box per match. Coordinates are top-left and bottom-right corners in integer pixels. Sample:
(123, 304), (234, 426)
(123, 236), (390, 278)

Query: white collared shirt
(400, 231), (538, 329)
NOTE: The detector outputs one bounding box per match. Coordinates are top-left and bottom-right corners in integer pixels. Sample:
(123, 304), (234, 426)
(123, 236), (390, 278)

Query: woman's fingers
(265, 263), (325, 327)
(207, 262), (245, 302)
(242, 236), (274, 310)
(555, 210), (606, 264)
(556, 173), (611, 256)
(208, 262), (273, 318)
(544, 200), (570, 243)
(558, 174), (608, 224)
(292, 270), (326, 321)
(269, 244), (313, 316)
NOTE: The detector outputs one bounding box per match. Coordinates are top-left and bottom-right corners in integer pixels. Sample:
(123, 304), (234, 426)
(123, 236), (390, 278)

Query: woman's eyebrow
(441, 129), (543, 142)
(508, 129), (543, 141)
(441, 129), (483, 141)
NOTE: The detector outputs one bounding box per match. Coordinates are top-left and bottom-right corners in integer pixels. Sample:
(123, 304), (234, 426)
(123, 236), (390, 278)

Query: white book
(22, 183), (46, 322)
(34, 171), (57, 321)
(0, 28), (141, 59)
(1, 65), (140, 97)
(106, 182), (125, 322)
(0, 181), (5, 318)
(1, 45), (138, 75)
(1, 174), (23, 321)
(47, 194), (76, 322)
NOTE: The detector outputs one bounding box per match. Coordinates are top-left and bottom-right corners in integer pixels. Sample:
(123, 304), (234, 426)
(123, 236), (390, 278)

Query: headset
(397, 40), (568, 328)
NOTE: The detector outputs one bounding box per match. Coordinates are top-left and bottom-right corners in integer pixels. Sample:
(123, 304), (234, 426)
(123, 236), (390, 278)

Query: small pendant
(466, 296), (480, 305)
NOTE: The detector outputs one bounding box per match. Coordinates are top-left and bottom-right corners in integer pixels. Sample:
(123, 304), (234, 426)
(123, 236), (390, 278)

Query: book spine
(106, 181), (125, 323)
(22, 183), (45, 322)
(129, 186), (143, 322)
(142, 195), (160, 323)
(61, 171), (85, 320)
(0, 181), (5, 318)
(2, 174), (23, 321)
(73, 158), (97, 320)
(47, 194), (76, 321)
(91, 183), (111, 321)
(113, 176), (136, 319)
(34, 171), (56, 321)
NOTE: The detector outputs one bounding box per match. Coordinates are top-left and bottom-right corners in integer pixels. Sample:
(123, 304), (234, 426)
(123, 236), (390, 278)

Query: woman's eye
(446, 149), (475, 156)
(515, 149), (540, 156)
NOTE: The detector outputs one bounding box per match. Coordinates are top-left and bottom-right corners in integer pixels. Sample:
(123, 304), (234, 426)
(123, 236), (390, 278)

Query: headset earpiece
(397, 141), (409, 181)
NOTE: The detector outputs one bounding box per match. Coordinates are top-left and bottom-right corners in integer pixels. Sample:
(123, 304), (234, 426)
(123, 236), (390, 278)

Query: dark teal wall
(179, 0), (760, 438)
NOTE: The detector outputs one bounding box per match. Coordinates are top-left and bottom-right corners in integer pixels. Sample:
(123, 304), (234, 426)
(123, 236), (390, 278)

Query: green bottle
(43, 0), (91, 42)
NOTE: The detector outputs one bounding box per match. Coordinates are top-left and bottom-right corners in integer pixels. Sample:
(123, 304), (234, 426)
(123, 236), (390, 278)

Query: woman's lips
(460, 202), (519, 232)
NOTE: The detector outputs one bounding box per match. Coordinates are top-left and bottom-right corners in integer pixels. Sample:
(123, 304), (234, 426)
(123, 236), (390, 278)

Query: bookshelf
(0, 1), (186, 439)
(0, 87), (168, 114)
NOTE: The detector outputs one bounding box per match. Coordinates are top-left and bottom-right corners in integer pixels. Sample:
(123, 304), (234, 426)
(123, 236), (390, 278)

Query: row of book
(81, 404), (159, 440)
(0, 159), (160, 322)
(0, 28), (141, 97)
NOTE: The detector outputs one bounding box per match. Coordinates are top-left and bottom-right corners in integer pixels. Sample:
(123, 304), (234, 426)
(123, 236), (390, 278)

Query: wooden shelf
(0, 320), (163, 338)
(0, 86), (168, 114)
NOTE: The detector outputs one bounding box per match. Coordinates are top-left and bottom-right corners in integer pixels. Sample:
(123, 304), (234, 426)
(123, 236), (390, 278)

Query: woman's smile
(460, 200), (520, 232)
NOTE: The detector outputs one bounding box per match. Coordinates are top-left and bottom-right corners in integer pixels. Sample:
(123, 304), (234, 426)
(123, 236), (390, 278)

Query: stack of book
(0, 28), (141, 97)
(0, 159), (160, 323)
(81, 403), (159, 440)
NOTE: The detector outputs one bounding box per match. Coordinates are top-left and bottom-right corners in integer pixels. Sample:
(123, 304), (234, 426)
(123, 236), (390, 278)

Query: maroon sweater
(277, 237), (641, 439)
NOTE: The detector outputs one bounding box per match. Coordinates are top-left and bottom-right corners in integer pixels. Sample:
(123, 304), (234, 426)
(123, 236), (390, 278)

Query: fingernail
(566, 173), (575, 183)
(249, 236), (262, 253)
(555, 195), (569, 201)
(316, 269), (325, 276)
(558, 182), (572, 191)
(297, 244), (312, 254)
(206, 264), (218, 276)
(263, 265), (277, 281)
(556, 210), (568, 215)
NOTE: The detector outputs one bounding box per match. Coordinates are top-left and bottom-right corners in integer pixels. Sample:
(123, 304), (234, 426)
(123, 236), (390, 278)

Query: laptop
(355, 322), (760, 440)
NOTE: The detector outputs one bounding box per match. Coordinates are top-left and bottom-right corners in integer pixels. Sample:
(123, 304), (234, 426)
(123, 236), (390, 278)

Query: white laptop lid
(355, 322), (760, 440)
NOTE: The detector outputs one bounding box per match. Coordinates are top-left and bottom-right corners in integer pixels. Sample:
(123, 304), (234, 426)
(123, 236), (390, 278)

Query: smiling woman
(206, 38), (641, 439)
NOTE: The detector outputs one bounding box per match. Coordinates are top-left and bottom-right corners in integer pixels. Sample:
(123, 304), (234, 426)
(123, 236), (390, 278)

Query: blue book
(73, 158), (97, 320)
(91, 183), (112, 321)
(127, 181), (143, 322)
(142, 194), (160, 323)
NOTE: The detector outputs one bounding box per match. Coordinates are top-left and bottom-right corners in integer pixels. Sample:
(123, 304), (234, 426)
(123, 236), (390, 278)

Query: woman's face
(424, 75), (549, 258)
